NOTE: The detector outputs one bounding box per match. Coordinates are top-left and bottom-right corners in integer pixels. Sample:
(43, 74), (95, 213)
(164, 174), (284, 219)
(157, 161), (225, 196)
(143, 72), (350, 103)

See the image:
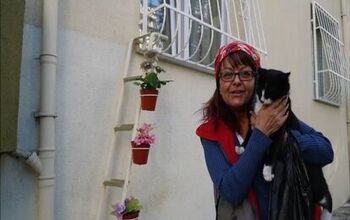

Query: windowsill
(313, 98), (341, 107)
(159, 53), (214, 75)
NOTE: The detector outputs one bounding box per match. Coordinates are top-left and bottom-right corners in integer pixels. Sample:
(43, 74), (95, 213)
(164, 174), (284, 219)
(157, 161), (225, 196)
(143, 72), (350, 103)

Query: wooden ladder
(95, 36), (141, 220)
(95, 33), (166, 220)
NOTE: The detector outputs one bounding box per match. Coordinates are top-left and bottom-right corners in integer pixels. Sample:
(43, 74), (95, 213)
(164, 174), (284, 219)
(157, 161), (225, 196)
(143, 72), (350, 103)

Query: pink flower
(132, 123), (156, 146)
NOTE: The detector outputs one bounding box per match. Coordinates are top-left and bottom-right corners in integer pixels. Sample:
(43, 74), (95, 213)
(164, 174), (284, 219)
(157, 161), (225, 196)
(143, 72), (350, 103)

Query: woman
(196, 42), (333, 220)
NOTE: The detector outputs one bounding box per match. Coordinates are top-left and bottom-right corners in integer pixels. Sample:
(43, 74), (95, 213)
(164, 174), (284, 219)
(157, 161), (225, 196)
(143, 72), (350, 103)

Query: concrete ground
(333, 200), (350, 220)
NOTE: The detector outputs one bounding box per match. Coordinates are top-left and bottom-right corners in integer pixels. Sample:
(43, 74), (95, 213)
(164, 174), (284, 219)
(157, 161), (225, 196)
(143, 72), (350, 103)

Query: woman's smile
(230, 89), (245, 96)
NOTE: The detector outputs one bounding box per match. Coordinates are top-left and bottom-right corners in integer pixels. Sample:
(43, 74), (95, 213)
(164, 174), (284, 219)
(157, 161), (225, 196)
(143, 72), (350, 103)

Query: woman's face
(219, 57), (255, 111)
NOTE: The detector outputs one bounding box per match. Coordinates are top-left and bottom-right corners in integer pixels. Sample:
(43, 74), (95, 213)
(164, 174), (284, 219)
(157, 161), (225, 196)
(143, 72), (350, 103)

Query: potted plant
(112, 197), (142, 220)
(133, 60), (172, 111)
(131, 123), (155, 165)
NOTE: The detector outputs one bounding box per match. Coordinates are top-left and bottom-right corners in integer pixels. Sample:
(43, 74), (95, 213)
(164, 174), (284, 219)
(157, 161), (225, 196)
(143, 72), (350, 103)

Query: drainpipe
(36, 0), (58, 219)
(340, 0), (350, 196)
(10, 149), (42, 174)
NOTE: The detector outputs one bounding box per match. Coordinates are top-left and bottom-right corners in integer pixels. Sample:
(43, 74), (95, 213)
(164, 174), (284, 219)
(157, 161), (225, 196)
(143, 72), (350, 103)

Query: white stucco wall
(1, 0), (349, 220)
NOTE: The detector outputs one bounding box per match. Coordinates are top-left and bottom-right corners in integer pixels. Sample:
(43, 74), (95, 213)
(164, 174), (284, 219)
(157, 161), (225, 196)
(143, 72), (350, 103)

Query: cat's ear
(285, 72), (291, 77)
(258, 68), (267, 75)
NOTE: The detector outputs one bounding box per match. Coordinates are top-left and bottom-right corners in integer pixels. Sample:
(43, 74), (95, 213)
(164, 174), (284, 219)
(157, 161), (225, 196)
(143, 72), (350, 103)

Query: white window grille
(311, 1), (350, 106)
(139, 0), (266, 72)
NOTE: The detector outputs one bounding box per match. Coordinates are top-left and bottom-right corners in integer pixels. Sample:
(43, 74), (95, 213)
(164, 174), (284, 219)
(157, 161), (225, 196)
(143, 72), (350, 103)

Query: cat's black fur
(255, 69), (299, 164)
(254, 68), (332, 213)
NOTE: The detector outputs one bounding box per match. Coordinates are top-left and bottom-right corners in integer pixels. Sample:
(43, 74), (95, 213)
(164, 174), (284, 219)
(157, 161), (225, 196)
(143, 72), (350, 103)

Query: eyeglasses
(219, 70), (256, 82)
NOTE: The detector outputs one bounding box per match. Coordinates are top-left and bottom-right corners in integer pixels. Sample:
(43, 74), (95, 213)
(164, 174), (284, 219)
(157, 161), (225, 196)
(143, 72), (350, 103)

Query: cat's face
(256, 68), (290, 104)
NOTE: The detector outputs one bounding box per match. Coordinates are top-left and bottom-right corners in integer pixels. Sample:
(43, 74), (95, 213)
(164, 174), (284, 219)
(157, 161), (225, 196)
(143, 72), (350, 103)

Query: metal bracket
(34, 112), (58, 118)
(103, 179), (125, 188)
(134, 32), (168, 59)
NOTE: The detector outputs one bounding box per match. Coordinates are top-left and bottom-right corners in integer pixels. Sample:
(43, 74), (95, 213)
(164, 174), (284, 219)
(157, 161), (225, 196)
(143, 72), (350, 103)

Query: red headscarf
(214, 41), (261, 79)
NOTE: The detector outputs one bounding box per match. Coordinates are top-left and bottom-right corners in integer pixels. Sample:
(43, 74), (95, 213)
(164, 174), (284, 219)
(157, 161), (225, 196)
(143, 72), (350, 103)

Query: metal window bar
(140, 0), (267, 72)
(197, 0), (215, 64)
(312, 1), (350, 106)
(177, 0), (182, 55)
(246, 0), (255, 45)
(239, 0), (248, 41)
(186, 0), (205, 62)
(231, 0), (239, 40)
(182, 0), (192, 58)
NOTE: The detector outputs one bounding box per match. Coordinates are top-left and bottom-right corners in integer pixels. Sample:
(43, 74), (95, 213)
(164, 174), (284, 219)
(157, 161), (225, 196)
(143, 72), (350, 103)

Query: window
(311, 1), (349, 106)
(139, 0), (266, 72)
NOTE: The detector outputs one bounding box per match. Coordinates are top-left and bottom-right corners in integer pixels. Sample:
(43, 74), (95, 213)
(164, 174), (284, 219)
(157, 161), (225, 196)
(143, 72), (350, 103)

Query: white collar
(235, 132), (244, 145)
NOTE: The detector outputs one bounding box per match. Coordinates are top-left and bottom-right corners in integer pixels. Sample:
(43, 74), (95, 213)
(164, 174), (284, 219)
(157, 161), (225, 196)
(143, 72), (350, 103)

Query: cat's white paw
(235, 146), (245, 155)
(263, 164), (274, 181)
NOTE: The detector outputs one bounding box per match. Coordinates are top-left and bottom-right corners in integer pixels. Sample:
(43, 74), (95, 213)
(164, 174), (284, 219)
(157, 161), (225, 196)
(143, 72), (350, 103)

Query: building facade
(1, 0), (350, 219)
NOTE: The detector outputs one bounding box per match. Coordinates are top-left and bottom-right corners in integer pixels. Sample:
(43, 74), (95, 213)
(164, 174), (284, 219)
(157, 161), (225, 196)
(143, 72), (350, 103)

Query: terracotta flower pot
(122, 211), (140, 220)
(131, 142), (150, 165)
(140, 89), (158, 111)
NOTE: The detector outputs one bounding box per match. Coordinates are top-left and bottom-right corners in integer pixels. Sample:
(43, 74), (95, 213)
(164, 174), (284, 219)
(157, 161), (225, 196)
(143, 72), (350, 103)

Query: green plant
(112, 197), (142, 220)
(133, 61), (172, 90)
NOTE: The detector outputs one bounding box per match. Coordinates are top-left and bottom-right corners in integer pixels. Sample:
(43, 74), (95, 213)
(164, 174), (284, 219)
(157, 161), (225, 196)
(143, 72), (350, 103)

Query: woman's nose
(231, 73), (242, 85)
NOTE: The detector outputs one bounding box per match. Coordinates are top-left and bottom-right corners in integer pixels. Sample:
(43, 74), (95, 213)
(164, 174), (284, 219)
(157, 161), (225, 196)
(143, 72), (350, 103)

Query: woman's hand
(250, 97), (289, 136)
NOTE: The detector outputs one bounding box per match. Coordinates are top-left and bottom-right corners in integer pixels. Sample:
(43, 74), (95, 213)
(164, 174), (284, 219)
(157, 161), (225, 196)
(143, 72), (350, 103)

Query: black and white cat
(254, 68), (332, 218)
(254, 68), (299, 181)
